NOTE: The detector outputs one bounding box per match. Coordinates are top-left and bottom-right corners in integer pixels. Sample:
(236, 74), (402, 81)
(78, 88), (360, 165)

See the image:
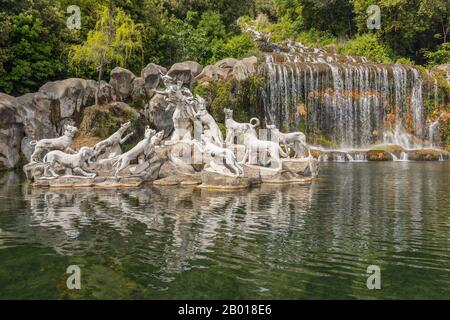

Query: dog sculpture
(266, 124), (308, 158)
(113, 127), (156, 176)
(201, 133), (243, 177)
(224, 108), (260, 145)
(30, 125), (78, 163)
(194, 96), (224, 146)
(93, 121), (133, 158)
(239, 125), (287, 170)
(43, 146), (96, 178)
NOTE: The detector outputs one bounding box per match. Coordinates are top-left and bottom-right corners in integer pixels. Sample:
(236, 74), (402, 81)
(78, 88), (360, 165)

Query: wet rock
(0, 93), (24, 170)
(199, 170), (249, 189)
(366, 150), (392, 161)
(153, 173), (201, 186)
(232, 56), (258, 81)
(144, 93), (174, 137)
(141, 63), (166, 99)
(214, 58), (239, 69)
(39, 78), (96, 118)
(408, 149), (449, 161)
(195, 65), (232, 84)
(130, 77), (147, 108)
(168, 61), (203, 85)
(109, 67), (136, 101)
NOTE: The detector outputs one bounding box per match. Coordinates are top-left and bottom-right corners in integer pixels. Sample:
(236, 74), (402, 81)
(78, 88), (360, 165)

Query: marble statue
(223, 108), (260, 145)
(93, 121), (133, 159)
(43, 146), (96, 178)
(23, 67), (318, 188)
(266, 124), (309, 158)
(239, 124), (287, 170)
(194, 96), (224, 146)
(156, 75), (196, 143)
(30, 124), (78, 163)
(113, 126), (156, 176)
(200, 133), (243, 177)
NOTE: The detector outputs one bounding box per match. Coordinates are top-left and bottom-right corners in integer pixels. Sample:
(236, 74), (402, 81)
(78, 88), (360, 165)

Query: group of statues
(25, 74), (313, 183)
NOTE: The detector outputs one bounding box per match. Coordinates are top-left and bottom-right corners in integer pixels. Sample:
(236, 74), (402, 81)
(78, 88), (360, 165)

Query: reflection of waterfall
(262, 49), (431, 149)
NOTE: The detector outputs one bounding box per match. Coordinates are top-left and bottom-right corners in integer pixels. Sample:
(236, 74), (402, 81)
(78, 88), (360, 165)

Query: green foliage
(423, 43), (450, 67)
(0, 0), (71, 94)
(337, 33), (393, 63)
(69, 5), (143, 78)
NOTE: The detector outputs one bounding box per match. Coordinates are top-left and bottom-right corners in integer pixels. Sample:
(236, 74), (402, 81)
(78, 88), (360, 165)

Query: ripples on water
(0, 162), (449, 299)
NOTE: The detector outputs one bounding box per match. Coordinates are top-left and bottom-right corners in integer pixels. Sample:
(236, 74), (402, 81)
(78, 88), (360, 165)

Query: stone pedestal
(34, 176), (95, 188)
(198, 171), (249, 190)
(153, 173), (202, 186)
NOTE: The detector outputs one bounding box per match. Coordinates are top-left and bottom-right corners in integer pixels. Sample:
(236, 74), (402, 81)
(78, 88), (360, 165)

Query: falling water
(261, 44), (432, 150)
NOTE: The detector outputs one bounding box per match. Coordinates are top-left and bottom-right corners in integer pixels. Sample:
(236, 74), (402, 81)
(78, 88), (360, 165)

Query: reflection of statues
(240, 125), (287, 170)
(43, 146), (96, 178)
(224, 108), (260, 144)
(30, 124), (78, 162)
(157, 75), (196, 143)
(200, 133), (243, 177)
(194, 96), (223, 146)
(93, 121), (134, 158)
(267, 125), (309, 158)
(113, 126), (156, 176)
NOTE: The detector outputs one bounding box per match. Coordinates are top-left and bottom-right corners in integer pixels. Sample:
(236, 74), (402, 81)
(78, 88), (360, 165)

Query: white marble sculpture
(194, 96), (224, 146)
(239, 125), (287, 170)
(200, 133), (243, 177)
(30, 124), (78, 163)
(43, 146), (96, 178)
(157, 75), (196, 143)
(113, 126), (156, 176)
(93, 121), (133, 159)
(224, 108), (260, 144)
(266, 124), (309, 158)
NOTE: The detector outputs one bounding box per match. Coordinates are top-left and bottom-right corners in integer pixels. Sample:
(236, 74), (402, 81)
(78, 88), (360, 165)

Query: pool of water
(0, 162), (450, 299)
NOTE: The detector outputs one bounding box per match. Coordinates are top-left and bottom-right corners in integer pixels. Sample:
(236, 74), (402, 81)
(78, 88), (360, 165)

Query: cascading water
(260, 41), (435, 150)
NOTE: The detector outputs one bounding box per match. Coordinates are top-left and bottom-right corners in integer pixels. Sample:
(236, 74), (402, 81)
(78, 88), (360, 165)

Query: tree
(0, 0), (71, 94)
(68, 3), (143, 104)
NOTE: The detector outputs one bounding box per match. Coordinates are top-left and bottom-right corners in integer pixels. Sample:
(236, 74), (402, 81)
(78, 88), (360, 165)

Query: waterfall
(261, 47), (430, 150)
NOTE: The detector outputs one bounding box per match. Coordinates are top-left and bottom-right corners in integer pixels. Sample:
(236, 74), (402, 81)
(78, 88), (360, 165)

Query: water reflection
(0, 162), (450, 299)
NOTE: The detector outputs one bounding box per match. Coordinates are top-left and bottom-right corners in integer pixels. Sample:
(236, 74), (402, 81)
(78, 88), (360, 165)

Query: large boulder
(195, 65), (232, 84)
(168, 61), (203, 85)
(214, 58), (239, 69)
(14, 92), (60, 162)
(144, 93), (174, 138)
(232, 56), (258, 81)
(141, 63), (166, 99)
(109, 67), (136, 101)
(0, 94), (23, 170)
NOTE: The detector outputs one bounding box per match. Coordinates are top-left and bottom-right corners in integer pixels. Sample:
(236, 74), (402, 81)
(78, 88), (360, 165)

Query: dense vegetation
(0, 0), (449, 95)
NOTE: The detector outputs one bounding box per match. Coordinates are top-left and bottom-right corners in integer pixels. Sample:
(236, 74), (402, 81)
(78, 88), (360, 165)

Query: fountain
(23, 70), (319, 189)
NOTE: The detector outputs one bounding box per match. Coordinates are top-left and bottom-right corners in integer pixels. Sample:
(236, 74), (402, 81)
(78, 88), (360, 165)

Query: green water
(0, 162), (450, 299)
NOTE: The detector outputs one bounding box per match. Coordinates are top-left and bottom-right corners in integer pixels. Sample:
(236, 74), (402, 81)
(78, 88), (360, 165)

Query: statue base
(198, 171), (250, 190)
(153, 173), (202, 186)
